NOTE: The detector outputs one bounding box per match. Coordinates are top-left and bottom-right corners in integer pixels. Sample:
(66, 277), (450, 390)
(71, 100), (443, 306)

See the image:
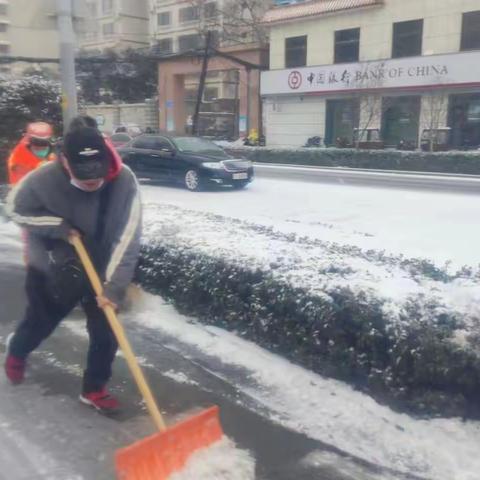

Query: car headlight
(202, 162), (225, 170)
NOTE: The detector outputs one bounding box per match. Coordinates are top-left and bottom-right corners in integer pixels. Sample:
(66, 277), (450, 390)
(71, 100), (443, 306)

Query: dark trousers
(9, 267), (118, 393)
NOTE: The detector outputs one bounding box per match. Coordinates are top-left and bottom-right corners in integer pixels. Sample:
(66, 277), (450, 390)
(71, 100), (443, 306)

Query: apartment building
(150, 0), (220, 56)
(0, 0), (59, 75)
(261, 0), (480, 148)
(79, 0), (149, 53)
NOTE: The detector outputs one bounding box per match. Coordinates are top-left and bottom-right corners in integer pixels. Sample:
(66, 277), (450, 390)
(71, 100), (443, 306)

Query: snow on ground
(0, 215), (22, 265)
(141, 178), (480, 270)
(162, 370), (199, 386)
(141, 201), (480, 336)
(170, 437), (255, 480)
(132, 291), (480, 480)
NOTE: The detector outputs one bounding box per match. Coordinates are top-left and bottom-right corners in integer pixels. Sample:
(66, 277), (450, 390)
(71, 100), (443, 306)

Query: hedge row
(226, 147), (480, 175)
(137, 240), (480, 419)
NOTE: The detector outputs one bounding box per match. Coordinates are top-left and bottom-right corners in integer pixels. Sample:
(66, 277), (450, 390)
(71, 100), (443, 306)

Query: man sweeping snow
(4, 122), (142, 413)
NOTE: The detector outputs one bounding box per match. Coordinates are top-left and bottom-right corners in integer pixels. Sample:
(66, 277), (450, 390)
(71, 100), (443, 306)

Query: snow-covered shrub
(0, 75), (62, 182)
(137, 204), (480, 418)
(226, 147), (480, 175)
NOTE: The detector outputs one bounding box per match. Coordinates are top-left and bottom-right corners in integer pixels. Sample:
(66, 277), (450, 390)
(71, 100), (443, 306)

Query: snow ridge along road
(254, 163), (480, 194)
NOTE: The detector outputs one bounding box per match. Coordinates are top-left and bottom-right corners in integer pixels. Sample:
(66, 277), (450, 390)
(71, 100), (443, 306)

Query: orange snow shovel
(71, 236), (223, 480)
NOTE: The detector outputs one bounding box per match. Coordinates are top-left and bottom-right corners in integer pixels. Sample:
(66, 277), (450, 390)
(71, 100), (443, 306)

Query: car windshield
(173, 137), (228, 158)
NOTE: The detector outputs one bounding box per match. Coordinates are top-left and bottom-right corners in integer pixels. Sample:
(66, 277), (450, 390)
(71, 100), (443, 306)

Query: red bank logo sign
(288, 71), (302, 90)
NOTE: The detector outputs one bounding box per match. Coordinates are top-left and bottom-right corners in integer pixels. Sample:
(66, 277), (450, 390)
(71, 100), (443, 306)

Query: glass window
(461, 11), (480, 51)
(179, 34), (202, 52)
(285, 36), (307, 68)
(325, 99), (359, 146)
(204, 87), (218, 102)
(154, 137), (174, 151)
(392, 19), (423, 58)
(179, 6), (199, 23)
(158, 12), (171, 26)
(102, 23), (114, 36)
(0, 23), (7, 33)
(173, 137), (227, 156)
(133, 136), (157, 150)
(102, 0), (113, 14)
(0, 5), (7, 15)
(0, 44), (10, 56)
(205, 2), (217, 18)
(156, 38), (173, 55)
(334, 28), (360, 64)
(382, 96), (421, 148)
(448, 94), (480, 149)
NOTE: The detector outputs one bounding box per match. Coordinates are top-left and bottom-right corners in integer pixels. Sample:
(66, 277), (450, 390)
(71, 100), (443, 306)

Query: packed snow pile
(139, 202), (480, 417)
(132, 292), (480, 480)
(170, 438), (255, 480)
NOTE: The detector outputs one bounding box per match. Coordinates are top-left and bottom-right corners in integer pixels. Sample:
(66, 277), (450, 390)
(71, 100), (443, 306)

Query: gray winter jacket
(5, 160), (142, 304)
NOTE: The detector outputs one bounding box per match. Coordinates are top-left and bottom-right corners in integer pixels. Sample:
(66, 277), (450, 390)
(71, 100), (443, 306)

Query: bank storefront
(261, 50), (480, 149)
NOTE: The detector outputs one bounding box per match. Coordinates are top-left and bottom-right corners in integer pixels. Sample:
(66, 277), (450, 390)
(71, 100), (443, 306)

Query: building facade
(261, 0), (480, 149)
(79, 0), (149, 53)
(0, 0), (59, 75)
(152, 0), (269, 138)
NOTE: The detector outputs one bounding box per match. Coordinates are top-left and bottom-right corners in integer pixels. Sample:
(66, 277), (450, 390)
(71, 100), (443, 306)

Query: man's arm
(103, 172), (142, 305)
(5, 174), (70, 240)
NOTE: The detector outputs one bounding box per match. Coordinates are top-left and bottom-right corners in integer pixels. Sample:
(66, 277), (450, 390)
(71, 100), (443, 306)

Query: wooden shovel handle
(70, 235), (167, 432)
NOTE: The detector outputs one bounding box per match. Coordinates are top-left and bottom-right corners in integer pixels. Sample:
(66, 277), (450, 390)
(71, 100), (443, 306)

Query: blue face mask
(33, 148), (50, 159)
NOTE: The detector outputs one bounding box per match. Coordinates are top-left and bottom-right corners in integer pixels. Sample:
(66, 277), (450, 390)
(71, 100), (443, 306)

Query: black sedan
(117, 134), (254, 191)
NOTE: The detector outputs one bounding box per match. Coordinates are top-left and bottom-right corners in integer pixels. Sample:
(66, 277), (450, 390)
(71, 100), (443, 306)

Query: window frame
(179, 6), (200, 24)
(204, 2), (217, 19)
(157, 11), (171, 27)
(178, 33), (202, 52)
(334, 28), (360, 64)
(157, 38), (173, 55)
(392, 19), (423, 59)
(285, 35), (307, 69)
(461, 11), (480, 51)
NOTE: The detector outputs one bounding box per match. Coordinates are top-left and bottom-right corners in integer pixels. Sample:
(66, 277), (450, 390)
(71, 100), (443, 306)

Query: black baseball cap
(63, 127), (109, 180)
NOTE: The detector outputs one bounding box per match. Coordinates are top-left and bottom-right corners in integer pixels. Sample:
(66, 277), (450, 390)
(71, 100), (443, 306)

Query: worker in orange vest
(7, 122), (56, 185)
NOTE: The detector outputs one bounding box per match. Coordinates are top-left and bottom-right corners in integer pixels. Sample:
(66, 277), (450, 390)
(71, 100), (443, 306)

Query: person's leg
(8, 267), (75, 358)
(6, 267), (76, 383)
(79, 297), (119, 411)
(82, 297), (119, 392)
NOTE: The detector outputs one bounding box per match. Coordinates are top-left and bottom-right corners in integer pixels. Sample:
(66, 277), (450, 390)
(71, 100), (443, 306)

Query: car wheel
(232, 181), (249, 190)
(184, 169), (201, 191)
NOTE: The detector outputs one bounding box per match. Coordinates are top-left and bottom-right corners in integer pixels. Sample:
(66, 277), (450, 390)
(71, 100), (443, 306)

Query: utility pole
(56, 0), (78, 132)
(192, 31), (212, 136)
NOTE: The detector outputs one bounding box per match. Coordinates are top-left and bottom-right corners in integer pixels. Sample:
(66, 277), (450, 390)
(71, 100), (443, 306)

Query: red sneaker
(5, 355), (26, 384)
(79, 388), (120, 413)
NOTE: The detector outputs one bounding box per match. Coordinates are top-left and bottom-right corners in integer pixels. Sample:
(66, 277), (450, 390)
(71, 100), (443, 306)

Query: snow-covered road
(1, 177), (480, 480)
(142, 177), (480, 269)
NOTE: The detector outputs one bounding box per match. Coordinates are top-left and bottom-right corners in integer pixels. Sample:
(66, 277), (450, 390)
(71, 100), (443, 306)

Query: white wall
(264, 96), (325, 147)
(269, 0), (480, 69)
(264, 0), (480, 147)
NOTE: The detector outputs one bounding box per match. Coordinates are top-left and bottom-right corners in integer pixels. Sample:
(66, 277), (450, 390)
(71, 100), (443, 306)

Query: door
(382, 96), (421, 148)
(325, 99), (359, 147)
(129, 136), (159, 180)
(138, 137), (177, 182)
